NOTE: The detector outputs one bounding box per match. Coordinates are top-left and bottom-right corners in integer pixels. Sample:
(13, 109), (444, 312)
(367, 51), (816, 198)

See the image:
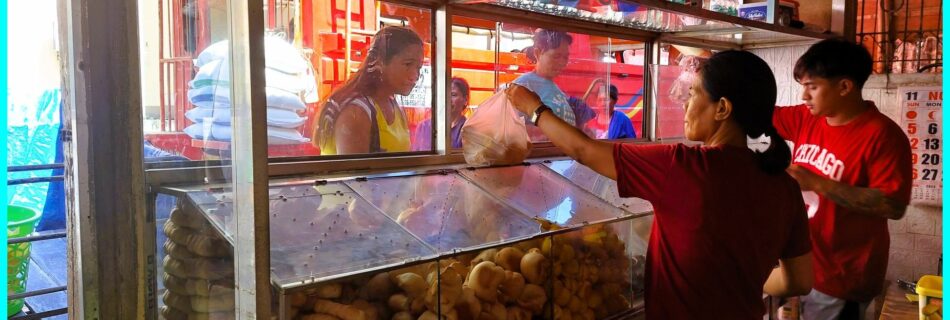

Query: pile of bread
(161, 206), (236, 320)
(290, 224), (634, 320)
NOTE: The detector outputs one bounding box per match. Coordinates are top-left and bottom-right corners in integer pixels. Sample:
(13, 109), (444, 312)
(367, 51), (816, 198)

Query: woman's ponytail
(750, 126), (792, 174)
(700, 50), (791, 175)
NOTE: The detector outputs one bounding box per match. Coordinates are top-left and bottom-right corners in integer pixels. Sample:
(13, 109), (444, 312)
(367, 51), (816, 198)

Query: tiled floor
(12, 235), (68, 319)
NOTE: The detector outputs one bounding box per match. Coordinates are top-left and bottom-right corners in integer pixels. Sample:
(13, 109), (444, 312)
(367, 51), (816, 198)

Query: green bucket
(7, 206), (41, 317)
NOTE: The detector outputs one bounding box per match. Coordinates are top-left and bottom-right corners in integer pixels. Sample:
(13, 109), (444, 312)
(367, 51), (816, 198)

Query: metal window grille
(7, 164), (68, 319)
(855, 0), (943, 74)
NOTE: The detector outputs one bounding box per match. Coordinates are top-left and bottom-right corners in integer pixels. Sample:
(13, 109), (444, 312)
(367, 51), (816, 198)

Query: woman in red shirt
(507, 50), (814, 319)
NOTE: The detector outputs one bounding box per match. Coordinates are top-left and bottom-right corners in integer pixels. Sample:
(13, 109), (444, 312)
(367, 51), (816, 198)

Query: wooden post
(58, 0), (150, 318)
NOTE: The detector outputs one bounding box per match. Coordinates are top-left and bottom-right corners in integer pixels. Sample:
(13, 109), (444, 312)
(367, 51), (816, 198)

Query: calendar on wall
(899, 87), (942, 206)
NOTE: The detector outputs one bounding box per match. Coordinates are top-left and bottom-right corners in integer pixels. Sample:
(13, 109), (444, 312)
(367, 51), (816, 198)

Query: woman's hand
(505, 84), (543, 115)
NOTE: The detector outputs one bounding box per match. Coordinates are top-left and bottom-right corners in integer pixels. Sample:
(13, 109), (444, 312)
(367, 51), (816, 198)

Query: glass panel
(543, 159), (654, 248)
(142, 0), (239, 163)
(544, 160), (653, 213)
(141, 1), (435, 162)
(450, 236), (556, 318)
(454, 0), (738, 32)
(459, 0), (756, 32)
(651, 43), (710, 140)
(600, 38), (647, 140)
(440, 16), (501, 151)
(345, 173), (543, 251)
(158, 193), (240, 318)
(651, 63), (688, 140)
(496, 24), (613, 142)
(458, 164), (630, 227)
(141, 0), (261, 317)
(182, 182), (436, 288)
(279, 260), (442, 320)
(308, 2), (434, 156)
(455, 1), (828, 48)
(549, 220), (645, 319)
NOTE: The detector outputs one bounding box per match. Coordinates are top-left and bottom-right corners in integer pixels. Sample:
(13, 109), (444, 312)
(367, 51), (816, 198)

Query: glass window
(450, 19), (646, 143)
(141, 1), (434, 162)
(140, 0), (247, 316)
(496, 24), (611, 141)
(311, 3), (433, 156)
(597, 38), (647, 140)
(443, 16), (498, 151)
(653, 43), (709, 140)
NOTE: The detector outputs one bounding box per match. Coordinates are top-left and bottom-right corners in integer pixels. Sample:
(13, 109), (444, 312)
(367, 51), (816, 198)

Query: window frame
(143, 1), (657, 185)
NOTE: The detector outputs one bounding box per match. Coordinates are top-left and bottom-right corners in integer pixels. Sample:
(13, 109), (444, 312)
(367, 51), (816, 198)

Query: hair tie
(747, 134), (772, 153)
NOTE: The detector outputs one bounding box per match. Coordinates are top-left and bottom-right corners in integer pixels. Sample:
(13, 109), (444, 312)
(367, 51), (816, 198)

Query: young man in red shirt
(773, 38), (913, 319)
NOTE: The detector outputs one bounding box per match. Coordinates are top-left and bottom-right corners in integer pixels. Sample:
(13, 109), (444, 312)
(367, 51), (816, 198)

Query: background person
(314, 26), (424, 155)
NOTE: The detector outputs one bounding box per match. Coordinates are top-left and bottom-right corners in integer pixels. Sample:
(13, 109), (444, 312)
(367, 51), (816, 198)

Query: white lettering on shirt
(793, 144), (845, 181)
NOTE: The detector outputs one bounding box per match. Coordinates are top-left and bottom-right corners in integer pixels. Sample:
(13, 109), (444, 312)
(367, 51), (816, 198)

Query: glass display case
(135, 0), (834, 318)
(543, 159), (654, 252)
(345, 172), (543, 251)
(156, 162), (652, 319)
(542, 160), (652, 212)
(186, 182), (438, 287)
(458, 163), (634, 227)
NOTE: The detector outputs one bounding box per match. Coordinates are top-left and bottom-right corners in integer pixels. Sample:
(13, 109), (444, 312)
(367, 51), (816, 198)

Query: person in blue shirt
(412, 77), (470, 150)
(568, 95), (597, 134)
(513, 29), (577, 134)
(606, 84), (637, 139)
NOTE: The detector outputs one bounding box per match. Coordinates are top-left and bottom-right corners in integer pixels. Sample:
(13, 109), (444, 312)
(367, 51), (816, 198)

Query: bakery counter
(155, 162), (653, 320)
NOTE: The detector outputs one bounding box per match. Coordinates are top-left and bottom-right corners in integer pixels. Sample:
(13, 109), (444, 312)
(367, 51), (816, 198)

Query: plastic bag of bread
(461, 91), (531, 166)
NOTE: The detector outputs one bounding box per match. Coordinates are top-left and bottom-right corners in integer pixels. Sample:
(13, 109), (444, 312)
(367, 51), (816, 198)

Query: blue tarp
(7, 88), (65, 231)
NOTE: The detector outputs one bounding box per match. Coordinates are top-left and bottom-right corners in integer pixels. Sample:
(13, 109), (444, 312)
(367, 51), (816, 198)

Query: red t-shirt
(613, 143), (811, 319)
(773, 103), (912, 302)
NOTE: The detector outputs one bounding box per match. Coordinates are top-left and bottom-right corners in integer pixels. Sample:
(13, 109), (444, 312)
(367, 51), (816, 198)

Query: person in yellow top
(315, 26), (424, 155)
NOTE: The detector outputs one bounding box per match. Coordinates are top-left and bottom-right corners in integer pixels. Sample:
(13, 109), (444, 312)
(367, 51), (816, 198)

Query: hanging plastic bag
(461, 90), (531, 166)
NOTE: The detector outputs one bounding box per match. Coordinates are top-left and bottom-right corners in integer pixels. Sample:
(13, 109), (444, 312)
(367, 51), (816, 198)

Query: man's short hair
(609, 84), (618, 101)
(794, 38), (873, 89)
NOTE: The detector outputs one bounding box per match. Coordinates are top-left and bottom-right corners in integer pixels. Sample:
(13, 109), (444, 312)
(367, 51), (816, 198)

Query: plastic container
(917, 275), (943, 320)
(7, 205), (41, 317)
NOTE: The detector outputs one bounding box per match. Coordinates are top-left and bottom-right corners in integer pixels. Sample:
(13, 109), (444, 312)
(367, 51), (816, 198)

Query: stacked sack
(184, 37), (316, 145)
(160, 206), (236, 320)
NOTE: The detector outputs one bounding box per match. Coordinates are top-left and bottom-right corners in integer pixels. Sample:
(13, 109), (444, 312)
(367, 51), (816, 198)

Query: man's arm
(787, 165), (908, 219)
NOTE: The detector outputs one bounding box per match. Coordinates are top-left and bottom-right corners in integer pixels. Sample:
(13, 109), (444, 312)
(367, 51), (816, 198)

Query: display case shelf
(345, 172), (545, 252)
(159, 160), (658, 318)
(458, 163), (636, 227)
(452, 0), (834, 49)
(170, 182), (439, 290)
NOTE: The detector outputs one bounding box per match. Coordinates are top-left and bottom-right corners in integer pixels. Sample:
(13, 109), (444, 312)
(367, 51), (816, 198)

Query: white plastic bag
(187, 85), (307, 111)
(461, 91), (531, 166)
(184, 107), (307, 128)
(192, 58), (312, 94)
(183, 123), (310, 145)
(195, 37), (309, 74)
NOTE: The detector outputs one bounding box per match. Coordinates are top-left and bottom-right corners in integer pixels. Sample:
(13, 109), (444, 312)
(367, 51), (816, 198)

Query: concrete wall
(753, 44), (943, 303)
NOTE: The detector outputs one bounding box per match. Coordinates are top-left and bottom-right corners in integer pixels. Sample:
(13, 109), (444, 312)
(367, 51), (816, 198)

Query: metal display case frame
(66, 0), (838, 318)
(156, 162), (655, 319)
